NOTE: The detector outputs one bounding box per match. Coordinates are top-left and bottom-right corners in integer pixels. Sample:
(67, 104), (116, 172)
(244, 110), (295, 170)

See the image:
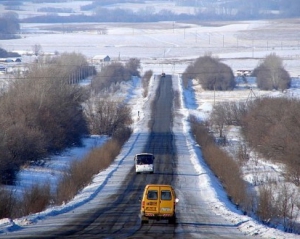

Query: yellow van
(140, 184), (179, 224)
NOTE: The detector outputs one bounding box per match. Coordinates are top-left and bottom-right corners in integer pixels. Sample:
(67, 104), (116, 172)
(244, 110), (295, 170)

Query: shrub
(84, 98), (132, 136)
(55, 132), (131, 205)
(17, 183), (52, 218)
(0, 188), (16, 218)
(0, 53), (89, 183)
(191, 118), (247, 209)
(142, 70), (153, 97)
(91, 59), (141, 94)
(242, 97), (300, 164)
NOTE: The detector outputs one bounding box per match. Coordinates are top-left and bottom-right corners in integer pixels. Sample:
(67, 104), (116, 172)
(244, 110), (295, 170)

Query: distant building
(92, 55), (110, 64)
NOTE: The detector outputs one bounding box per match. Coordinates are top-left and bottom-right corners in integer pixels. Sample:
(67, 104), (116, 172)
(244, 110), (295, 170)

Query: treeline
(0, 53), (141, 185)
(37, 7), (74, 13)
(176, 0), (300, 18)
(208, 98), (300, 232)
(81, 0), (146, 10)
(242, 98), (300, 186)
(183, 53), (299, 231)
(22, 8), (193, 23)
(183, 54), (291, 92)
(2, 0), (300, 26)
(191, 116), (300, 233)
(0, 47), (20, 58)
(91, 58), (141, 93)
(0, 52), (146, 219)
(19, 1), (300, 24)
(0, 52), (90, 184)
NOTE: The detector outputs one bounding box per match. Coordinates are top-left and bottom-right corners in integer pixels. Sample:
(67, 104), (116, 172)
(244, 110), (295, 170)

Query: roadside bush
(242, 97), (300, 164)
(125, 58), (141, 77)
(112, 125), (132, 144)
(91, 58), (141, 94)
(17, 183), (52, 218)
(36, 52), (94, 84)
(182, 55), (235, 90)
(257, 183), (278, 225)
(191, 118), (247, 210)
(285, 157), (300, 186)
(0, 188), (16, 218)
(256, 182), (300, 232)
(142, 70), (153, 97)
(55, 128), (131, 205)
(174, 90), (181, 109)
(84, 98), (132, 136)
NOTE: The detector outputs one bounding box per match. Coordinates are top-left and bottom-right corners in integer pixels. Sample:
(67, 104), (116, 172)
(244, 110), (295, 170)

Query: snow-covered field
(1, 1), (300, 238)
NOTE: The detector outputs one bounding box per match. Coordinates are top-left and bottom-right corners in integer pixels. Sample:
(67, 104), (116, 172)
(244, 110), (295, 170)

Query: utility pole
(246, 87), (256, 103)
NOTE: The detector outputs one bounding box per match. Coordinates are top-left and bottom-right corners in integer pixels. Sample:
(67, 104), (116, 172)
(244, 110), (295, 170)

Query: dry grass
(55, 131), (130, 205)
(191, 118), (248, 210)
(0, 128), (131, 218)
(16, 183), (52, 218)
(0, 188), (16, 218)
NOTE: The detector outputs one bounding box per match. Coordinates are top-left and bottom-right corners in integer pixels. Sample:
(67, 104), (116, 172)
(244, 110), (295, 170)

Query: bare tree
(275, 184), (300, 232)
(0, 52), (90, 184)
(210, 101), (247, 139)
(125, 58), (141, 77)
(84, 98), (132, 136)
(256, 183), (278, 225)
(32, 44), (42, 56)
(211, 103), (227, 138)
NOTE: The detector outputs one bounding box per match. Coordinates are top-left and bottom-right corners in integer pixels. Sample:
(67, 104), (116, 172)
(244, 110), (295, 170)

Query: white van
(134, 153), (155, 174)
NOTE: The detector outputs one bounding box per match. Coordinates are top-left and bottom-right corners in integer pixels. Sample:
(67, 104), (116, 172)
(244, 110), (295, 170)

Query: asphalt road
(2, 75), (251, 239)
